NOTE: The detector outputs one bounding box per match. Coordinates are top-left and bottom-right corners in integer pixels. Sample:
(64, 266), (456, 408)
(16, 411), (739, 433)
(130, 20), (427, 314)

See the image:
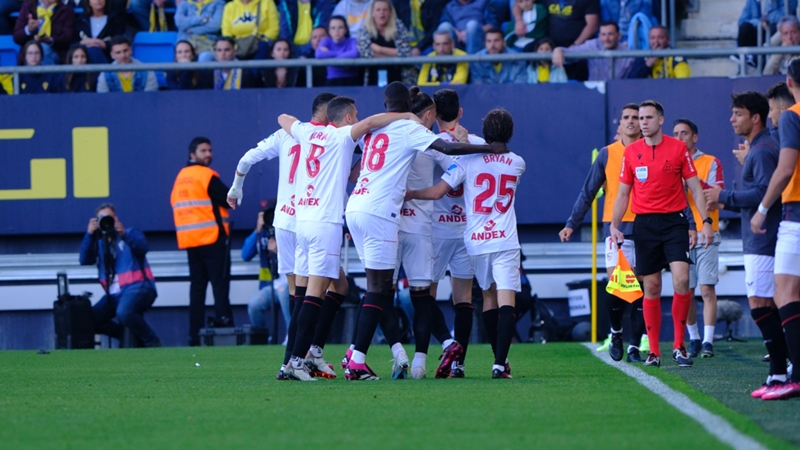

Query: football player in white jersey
(277, 96), (419, 381)
(429, 89), (483, 378)
(397, 88), (464, 380)
(226, 93), (341, 380)
(407, 109), (525, 379)
(343, 82), (507, 381)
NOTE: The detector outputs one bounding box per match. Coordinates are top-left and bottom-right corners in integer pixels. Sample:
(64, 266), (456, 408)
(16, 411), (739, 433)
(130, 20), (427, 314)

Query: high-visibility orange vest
(782, 104), (800, 203)
(686, 152), (721, 232)
(603, 140), (636, 223)
(170, 165), (230, 249)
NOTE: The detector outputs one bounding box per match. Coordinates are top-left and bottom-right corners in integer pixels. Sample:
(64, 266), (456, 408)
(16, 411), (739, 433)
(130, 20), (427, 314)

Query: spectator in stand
(436, 0), (493, 54)
(316, 15), (361, 86)
(97, 36), (158, 93)
(357, 0), (416, 85)
(199, 37), (259, 89)
(737, 0), (798, 67)
(73, 0), (125, 64)
(504, 0), (546, 50)
(18, 40), (59, 94)
(524, 36), (566, 83)
(243, 210), (292, 343)
(600, 0), (653, 42)
(277, 0), (332, 54)
(129, 0), (175, 32)
(260, 38), (298, 87)
(417, 29), (468, 85)
(296, 26), (329, 87)
(393, 0), (449, 55)
(764, 16), (800, 75)
(56, 44), (97, 92)
(175, 0), (225, 61)
(470, 27), (526, 83)
(0, 0), (22, 35)
(13, 0), (75, 64)
(332, 0), (372, 36)
(542, 0), (599, 81)
(627, 25), (690, 79)
(167, 40), (212, 90)
(552, 21), (633, 80)
(222, 0), (280, 60)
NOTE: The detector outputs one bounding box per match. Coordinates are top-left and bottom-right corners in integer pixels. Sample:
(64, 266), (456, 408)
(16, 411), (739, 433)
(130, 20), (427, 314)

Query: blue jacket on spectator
(175, 0), (225, 42)
(470, 46), (527, 84)
(277, 0), (332, 42)
(241, 229), (276, 289)
(441, 0), (494, 31)
(19, 73), (60, 94)
(80, 228), (157, 294)
(739, 0), (798, 28)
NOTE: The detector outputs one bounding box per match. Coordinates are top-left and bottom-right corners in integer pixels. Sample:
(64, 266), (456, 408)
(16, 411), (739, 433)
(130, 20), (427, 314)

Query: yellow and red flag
(606, 249), (642, 303)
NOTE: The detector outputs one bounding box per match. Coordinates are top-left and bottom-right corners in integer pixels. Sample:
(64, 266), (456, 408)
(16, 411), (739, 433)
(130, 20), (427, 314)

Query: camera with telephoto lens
(98, 215), (115, 235)
(262, 207), (275, 239)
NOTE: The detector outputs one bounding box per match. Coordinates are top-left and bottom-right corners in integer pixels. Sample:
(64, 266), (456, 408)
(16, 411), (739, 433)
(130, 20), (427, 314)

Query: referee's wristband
(758, 203), (769, 215)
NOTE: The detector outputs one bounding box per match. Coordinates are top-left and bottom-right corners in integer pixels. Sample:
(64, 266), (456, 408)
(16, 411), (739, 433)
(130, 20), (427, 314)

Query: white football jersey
(399, 149), (454, 236)
(239, 129), (299, 232)
(431, 132), (486, 239)
(347, 120), (440, 222)
(448, 151), (526, 256)
(291, 121), (357, 224)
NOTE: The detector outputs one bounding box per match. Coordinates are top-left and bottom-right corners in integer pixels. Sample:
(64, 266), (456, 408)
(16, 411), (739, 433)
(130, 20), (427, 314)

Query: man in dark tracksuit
(705, 91), (787, 397)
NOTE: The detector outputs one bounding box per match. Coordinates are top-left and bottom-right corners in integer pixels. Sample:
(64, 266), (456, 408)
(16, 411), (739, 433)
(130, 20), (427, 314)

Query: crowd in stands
(736, 0), (800, 76)
(3, 0), (794, 94)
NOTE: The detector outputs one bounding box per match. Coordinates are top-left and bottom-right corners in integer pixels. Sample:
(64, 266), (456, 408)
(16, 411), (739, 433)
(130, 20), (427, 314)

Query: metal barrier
(2, 45), (800, 93)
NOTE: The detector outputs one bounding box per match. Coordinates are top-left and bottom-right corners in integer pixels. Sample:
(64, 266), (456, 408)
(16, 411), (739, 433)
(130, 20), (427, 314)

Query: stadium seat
(0, 35), (20, 67)
(132, 31), (178, 88)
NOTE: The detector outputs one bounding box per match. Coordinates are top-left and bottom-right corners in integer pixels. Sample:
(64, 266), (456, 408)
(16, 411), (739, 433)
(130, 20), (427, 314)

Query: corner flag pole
(590, 148), (599, 343)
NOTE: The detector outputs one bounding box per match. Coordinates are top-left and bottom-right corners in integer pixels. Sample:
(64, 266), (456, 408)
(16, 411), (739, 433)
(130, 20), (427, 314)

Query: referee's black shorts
(632, 212), (691, 276)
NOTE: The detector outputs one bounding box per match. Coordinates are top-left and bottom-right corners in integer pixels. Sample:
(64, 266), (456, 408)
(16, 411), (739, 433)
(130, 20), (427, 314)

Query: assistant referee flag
(606, 249), (642, 303)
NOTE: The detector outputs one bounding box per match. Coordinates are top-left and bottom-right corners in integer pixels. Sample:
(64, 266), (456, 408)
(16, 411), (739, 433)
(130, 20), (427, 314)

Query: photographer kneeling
(79, 203), (161, 347)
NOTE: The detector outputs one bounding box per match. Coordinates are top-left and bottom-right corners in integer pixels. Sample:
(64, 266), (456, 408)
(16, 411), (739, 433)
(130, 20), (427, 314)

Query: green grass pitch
(0, 342), (796, 449)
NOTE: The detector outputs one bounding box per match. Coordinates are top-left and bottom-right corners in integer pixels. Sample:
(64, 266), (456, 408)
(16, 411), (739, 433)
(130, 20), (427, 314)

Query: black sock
(495, 305), (515, 366)
(778, 302), (800, 382)
(607, 295), (627, 333)
(379, 293), (403, 346)
(411, 289), (432, 354)
(354, 293), (383, 354)
(482, 309), (499, 358)
(311, 291), (345, 349)
(454, 303), (474, 364)
(283, 289), (305, 365)
(630, 298), (644, 348)
(430, 296), (452, 344)
(291, 296), (324, 359)
(752, 307), (788, 376)
(351, 294), (365, 346)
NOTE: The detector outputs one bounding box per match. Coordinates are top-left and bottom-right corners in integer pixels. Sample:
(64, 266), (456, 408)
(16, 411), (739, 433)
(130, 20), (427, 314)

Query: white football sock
(412, 352), (426, 369)
(351, 350), (366, 364)
(492, 364), (505, 372)
(442, 339), (454, 350)
(349, 344), (355, 351)
(703, 326), (715, 344)
(309, 345), (323, 358)
(687, 323), (700, 340)
(391, 343), (405, 360)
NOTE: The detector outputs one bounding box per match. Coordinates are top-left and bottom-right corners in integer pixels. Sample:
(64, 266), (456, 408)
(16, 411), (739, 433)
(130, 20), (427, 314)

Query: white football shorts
(470, 249), (521, 292)
(433, 237), (474, 281)
(345, 211), (399, 271)
(275, 227), (296, 275)
(394, 231), (434, 287)
(743, 254), (775, 298)
(604, 237), (636, 270)
(294, 221), (342, 279)
(775, 221), (800, 277)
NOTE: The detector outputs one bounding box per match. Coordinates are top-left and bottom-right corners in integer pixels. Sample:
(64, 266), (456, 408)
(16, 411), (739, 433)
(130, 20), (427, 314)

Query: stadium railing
(2, 46), (800, 93)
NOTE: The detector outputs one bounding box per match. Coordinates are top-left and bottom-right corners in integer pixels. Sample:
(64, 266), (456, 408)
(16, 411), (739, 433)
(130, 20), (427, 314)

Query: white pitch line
(583, 343), (766, 450)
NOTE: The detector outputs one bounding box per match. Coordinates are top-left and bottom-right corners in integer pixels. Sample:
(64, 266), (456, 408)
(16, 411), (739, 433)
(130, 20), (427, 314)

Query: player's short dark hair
(766, 81), (794, 106)
(599, 21), (619, 32)
(639, 100), (664, 116)
(384, 81), (411, 113)
(621, 103), (639, 112)
(109, 35), (130, 50)
(673, 118), (698, 135)
(409, 86), (434, 115)
(215, 37), (236, 49)
(485, 27), (503, 38)
(788, 58), (800, 86)
(326, 96), (355, 123)
(188, 136), (210, 156)
(731, 91), (769, 127)
(434, 89), (460, 122)
(312, 92), (337, 116)
(482, 109), (514, 144)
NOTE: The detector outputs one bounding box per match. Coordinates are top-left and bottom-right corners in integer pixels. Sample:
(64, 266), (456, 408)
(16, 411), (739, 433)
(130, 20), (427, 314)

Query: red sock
(643, 297), (661, 356)
(672, 291), (692, 350)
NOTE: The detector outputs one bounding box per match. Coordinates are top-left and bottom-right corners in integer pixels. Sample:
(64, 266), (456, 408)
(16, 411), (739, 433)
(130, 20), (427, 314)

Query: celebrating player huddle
(227, 82), (525, 381)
